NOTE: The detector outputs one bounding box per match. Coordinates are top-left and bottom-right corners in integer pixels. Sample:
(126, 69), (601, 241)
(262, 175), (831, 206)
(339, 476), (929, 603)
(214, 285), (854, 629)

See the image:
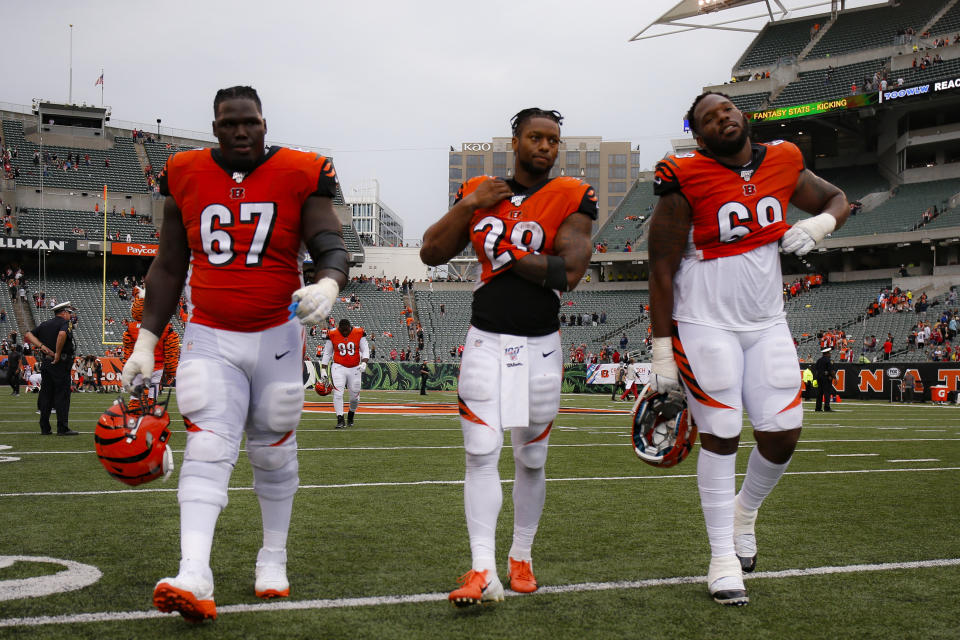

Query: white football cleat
(153, 562), (216, 622)
(733, 494), (758, 573)
(255, 548), (290, 599)
(707, 555), (749, 606)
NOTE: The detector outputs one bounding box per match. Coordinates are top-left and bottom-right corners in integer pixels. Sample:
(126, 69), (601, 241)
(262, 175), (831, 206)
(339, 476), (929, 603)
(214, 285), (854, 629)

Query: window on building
(565, 151), (579, 166)
(608, 154), (626, 165)
(609, 166), (627, 179)
(586, 151), (600, 165)
(449, 167), (462, 180)
(630, 166), (640, 180)
(466, 167), (484, 179)
(450, 153), (462, 165)
(466, 155), (484, 168)
(631, 152), (641, 165)
(585, 166), (600, 179)
(492, 152), (507, 167)
(608, 182), (626, 193)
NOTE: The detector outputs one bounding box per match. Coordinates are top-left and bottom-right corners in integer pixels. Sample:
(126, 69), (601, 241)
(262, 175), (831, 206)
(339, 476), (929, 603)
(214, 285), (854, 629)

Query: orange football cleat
(448, 569), (504, 607)
(153, 580), (217, 622)
(508, 558), (538, 593)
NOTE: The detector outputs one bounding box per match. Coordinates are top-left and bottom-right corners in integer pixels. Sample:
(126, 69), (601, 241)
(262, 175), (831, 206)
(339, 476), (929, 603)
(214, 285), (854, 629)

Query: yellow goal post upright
(101, 183), (121, 346)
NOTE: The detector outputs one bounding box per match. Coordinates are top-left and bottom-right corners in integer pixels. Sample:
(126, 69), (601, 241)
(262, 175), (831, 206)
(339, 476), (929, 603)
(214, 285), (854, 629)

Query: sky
(4, 0), (883, 239)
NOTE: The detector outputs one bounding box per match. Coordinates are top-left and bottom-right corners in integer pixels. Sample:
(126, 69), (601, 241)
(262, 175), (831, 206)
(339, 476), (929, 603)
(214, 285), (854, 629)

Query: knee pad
(179, 431), (237, 508)
(512, 428), (549, 470)
(462, 421), (502, 457)
(250, 381), (304, 433)
(529, 373), (561, 425)
(247, 431), (298, 500)
(691, 340), (736, 394)
(761, 341), (802, 390)
(176, 359), (214, 417)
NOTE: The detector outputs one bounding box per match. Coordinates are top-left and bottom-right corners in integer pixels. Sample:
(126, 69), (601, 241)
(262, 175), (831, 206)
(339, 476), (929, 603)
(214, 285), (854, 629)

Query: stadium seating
(143, 140), (198, 175)
(592, 180), (655, 251)
(2, 121), (149, 193)
(806, 0), (944, 59)
(786, 279), (889, 361)
(737, 16), (824, 69)
(17, 208), (157, 243)
(728, 92), (770, 113)
(829, 178), (960, 238)
(770, 58), (889, 108)
(899, 55), (960, 87)
(927, 2), (960, 36)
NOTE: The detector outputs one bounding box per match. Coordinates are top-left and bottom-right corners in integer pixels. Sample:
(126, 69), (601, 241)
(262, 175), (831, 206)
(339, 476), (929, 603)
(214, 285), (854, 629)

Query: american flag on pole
(95, 72), (104, 86)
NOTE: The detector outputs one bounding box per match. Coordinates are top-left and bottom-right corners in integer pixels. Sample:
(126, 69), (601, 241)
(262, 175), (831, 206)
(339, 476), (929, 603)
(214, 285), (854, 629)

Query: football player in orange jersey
(421, 108), (596, 607)
(121, 86), (348, 622)
(319, 318), (369, 428)
(648, 92), (849, 606)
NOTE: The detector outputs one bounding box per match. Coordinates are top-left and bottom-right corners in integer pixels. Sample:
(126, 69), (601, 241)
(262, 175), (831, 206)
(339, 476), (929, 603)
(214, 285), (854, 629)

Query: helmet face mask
(631, 383), (698, 468)
(95, 393), (174, 486)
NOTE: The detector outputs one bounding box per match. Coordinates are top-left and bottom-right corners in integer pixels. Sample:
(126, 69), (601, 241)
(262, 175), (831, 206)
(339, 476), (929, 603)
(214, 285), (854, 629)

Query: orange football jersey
(457, 176), (597, 285)
(454, 175), (597, 336)
(654, 141), (804, 259)
(327, 326), (365, 367)
(160, 147), (338, 332)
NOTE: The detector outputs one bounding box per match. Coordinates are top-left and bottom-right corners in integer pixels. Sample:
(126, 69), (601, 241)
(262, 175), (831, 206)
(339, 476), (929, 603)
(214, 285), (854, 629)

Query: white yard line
(1, 557), (958, 628)
(2, 467), (958, 498)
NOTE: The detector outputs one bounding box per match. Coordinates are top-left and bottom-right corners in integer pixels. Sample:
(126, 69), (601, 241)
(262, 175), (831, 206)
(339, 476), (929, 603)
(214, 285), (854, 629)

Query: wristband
(543, 255), (568, 291)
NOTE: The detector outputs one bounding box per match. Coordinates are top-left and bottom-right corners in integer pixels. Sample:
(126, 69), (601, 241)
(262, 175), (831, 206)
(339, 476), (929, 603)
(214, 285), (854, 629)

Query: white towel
(499, 334), (529, 428)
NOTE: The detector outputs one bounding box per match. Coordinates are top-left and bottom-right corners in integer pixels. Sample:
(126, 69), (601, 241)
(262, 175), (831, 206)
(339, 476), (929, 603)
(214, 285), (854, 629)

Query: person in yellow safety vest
(802, 367), (815, 400)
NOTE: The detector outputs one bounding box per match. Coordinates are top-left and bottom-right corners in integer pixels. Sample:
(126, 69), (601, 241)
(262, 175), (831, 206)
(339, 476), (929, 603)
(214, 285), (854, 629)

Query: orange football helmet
(631, 383), (698, 468)
(315, 380), (332, 396)
(95, 395), (174, 486)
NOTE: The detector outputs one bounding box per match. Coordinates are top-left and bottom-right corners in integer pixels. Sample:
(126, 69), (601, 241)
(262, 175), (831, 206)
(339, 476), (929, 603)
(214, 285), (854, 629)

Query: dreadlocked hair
(685, 91), (732, 136)
(214, 86), (262, 116)
(510, 108), (563, 137)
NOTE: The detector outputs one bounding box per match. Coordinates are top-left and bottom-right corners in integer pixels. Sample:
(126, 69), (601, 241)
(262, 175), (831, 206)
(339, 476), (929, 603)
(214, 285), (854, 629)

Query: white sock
(738, 446), (791, 512)
(257, 495), (292, 551)
(509, 460), (544, 562)
(180, 501), (221, 572)
(333, 392), (344, 416)
(464, 450), (502, 574)
(697, 448), (737, 558)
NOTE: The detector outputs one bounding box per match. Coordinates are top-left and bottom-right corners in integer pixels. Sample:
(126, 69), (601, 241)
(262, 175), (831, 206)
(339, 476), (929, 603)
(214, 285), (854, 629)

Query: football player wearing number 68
(648, 92), (848, 606)
(121, 86), (348, 622)
(421, 108), (597, 607)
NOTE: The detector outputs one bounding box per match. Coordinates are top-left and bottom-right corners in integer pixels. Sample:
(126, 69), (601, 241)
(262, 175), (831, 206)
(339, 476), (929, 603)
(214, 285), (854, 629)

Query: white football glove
(290, 277), (340, 326)
(649, 336), (685, 406)
(780, 213), (836, 256)
(121, 328), (158, 392)
(358, 361), (367, 373)
(319, 367), (329, 382)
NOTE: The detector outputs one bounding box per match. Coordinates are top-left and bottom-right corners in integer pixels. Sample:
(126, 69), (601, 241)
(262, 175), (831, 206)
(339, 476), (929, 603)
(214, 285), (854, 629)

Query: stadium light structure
(629, 0), (882, 41)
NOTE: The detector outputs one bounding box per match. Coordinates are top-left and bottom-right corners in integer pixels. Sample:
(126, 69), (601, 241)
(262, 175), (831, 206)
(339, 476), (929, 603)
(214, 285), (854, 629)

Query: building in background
(448, 136), (642, 228)
(346, 179), (404, 247)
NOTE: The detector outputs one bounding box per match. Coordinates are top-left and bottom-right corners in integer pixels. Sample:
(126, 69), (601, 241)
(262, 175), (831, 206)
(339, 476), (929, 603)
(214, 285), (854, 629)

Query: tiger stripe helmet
(95, 395), (173, 486)
(631, 383), (698, 468)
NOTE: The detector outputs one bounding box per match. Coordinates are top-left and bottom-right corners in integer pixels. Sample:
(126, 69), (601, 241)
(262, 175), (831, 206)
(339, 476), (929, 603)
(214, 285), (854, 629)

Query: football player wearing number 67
(121, 86), (348, 622)
(421, 108), (597, 607)
(648, 91), (848, 606)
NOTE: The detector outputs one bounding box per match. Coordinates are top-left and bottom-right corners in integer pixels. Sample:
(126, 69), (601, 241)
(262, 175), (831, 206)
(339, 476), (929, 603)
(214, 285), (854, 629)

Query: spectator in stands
(390, 347), (397, 361)
(882, 335), (893, 360)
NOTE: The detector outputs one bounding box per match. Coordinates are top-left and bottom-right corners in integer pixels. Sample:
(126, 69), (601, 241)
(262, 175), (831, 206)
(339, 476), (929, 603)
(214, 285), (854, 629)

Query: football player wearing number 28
(121, 86), (348, 622)
(649, 92), (848, 606)
(421, 108), (597, 607)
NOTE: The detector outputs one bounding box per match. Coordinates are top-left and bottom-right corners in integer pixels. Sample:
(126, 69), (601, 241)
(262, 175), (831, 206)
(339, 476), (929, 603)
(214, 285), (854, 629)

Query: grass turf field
(1, 389), (958, 639)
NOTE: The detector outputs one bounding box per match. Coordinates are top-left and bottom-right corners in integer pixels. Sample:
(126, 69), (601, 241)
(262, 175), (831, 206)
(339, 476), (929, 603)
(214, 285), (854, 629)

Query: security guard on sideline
(813, 346), (834, 412)
(25, 301), (78, 435)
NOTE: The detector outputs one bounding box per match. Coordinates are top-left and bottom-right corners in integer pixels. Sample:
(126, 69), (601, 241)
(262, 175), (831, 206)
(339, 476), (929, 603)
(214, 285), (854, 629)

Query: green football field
(1, 389), (958, 639)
